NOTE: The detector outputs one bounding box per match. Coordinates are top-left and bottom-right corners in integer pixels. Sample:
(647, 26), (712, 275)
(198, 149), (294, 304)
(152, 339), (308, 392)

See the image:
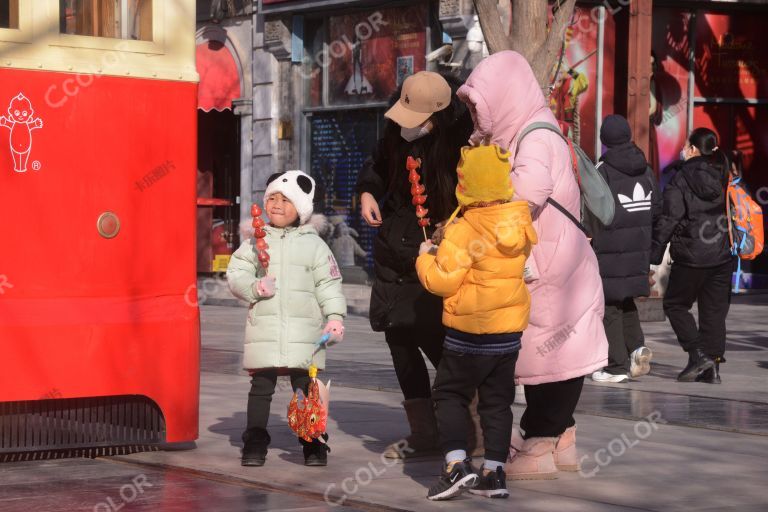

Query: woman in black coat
(356, 72), (473, 457)
(651, 127), (733, 384)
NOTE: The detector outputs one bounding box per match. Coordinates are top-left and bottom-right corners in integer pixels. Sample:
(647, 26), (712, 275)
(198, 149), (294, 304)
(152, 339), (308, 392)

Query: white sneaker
(591, 371), (629, 383)
(629, 347), (653, 378)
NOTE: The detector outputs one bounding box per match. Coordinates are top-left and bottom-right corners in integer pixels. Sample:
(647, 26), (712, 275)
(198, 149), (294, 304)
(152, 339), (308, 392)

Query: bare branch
(532, 0), (577, 87)
(473, 0), (512, 54)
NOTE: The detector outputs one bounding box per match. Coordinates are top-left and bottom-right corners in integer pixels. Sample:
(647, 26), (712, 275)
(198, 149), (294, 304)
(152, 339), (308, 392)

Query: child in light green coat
(227, 170), (346, 467)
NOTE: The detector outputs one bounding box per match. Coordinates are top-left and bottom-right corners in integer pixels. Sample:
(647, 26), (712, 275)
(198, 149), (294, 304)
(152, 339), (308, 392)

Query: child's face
(266, 192), (299, 227)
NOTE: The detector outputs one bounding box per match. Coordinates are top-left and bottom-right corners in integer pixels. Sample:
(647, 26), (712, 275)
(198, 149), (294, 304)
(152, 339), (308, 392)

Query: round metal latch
(97, 212), (120, 239)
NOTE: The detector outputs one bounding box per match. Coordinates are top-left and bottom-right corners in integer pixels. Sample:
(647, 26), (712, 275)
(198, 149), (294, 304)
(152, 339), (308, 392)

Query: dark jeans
(385, 327), (444, 400)
(432, 349), (518, 463)
(603, 298), (645, 375)
(663, 261), (733, 358)
(245, 369), (310, 437)
(521, 376), (584, 438)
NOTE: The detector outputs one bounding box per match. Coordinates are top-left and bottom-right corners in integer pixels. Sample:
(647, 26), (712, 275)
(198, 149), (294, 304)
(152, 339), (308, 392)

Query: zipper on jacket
(279, 229), (287, 366)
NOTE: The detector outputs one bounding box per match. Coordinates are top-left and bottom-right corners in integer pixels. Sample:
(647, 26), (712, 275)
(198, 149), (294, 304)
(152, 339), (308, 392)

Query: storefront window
(0, 0), (19, 29)
(310, 110), (384, 270)
(60, 0), (152, 41)
(305, 4), (427, 108)
(304, 2), (431, 273)
(304, 17), (325, 108)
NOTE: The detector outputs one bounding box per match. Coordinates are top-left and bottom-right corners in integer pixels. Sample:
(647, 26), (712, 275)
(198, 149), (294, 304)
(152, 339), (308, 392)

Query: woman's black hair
(730, 149), (743, 178)
(688, 127), (729, 182)
(378, 74), (473, 222)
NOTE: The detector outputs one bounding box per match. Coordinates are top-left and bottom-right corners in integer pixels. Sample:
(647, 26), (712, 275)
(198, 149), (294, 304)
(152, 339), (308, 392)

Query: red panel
(0, 69), (200, 442)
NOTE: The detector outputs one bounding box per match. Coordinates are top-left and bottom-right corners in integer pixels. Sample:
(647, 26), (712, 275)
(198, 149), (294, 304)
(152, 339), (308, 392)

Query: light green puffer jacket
(226, 223), (346, 370)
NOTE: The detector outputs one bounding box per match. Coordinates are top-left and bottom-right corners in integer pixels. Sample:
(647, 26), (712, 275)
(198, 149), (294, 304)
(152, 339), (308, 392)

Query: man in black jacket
(591, 115), (661, 383)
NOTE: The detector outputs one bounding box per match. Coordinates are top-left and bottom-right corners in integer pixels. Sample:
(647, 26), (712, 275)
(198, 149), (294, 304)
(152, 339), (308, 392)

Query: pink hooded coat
(457, 51), (608, 385)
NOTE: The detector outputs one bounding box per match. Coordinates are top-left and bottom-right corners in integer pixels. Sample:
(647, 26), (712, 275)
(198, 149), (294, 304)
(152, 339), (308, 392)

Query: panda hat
(264, 170), (316, 225)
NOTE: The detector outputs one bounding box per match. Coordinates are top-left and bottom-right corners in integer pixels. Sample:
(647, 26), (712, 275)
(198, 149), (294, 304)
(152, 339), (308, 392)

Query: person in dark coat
(651, 127), (733, 384)
(355, 72), (474, 457)
(591, 115), (661, 383)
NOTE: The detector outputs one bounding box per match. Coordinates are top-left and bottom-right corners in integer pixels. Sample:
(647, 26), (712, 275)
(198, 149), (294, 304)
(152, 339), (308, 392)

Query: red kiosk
(0, 0), (200, 454)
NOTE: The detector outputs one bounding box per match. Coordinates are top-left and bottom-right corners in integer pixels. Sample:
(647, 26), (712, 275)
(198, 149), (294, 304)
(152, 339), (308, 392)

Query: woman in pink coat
(457, 51), (608, 479)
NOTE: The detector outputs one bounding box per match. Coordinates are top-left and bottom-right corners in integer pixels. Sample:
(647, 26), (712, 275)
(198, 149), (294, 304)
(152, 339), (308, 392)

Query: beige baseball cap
(385, 71), (451, 129)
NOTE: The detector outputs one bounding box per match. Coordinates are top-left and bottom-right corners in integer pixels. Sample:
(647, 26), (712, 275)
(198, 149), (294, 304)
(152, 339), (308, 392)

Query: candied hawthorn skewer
(251, 204), (270, 272)
(406, 156), (430, 241)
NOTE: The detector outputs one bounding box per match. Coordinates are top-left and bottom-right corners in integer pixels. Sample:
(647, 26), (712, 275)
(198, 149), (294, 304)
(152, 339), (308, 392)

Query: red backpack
(727, 176), (764, 291)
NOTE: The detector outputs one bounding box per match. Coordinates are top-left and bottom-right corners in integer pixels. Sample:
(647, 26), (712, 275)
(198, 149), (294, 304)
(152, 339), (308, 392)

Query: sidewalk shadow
(331, 399), (442, 490)
(209, 412), (295, 446)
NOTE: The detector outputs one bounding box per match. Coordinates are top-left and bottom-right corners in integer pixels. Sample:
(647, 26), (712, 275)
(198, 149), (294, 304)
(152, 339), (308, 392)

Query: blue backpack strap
(734, 257), (742, 293)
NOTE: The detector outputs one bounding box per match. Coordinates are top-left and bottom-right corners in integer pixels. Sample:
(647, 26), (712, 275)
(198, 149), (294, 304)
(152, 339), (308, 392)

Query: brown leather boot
(383, 398), (440, 459)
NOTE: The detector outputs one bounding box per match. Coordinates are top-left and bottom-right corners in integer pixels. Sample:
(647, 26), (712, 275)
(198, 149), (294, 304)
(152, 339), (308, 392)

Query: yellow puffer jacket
(415, 201), (537, 334)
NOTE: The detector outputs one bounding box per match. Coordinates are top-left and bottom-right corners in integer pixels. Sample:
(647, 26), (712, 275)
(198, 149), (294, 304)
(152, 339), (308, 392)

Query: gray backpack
(518, 122), (615, 235)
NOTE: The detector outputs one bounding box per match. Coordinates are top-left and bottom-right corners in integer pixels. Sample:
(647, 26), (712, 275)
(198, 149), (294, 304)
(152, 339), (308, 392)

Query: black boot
(242, 428), (270, 466)
(677, 348), (715, 382)
(300, 433), (330, 466)
(696, 358), (722, 384)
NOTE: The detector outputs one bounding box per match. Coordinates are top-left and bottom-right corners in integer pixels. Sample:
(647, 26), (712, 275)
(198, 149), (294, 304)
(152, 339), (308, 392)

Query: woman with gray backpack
(457, 50), (609, 480)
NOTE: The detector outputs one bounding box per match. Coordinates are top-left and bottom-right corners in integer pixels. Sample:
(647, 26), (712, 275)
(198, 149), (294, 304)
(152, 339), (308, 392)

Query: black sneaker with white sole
(469, 467), (509, 499)
(426, 458), (478, 501)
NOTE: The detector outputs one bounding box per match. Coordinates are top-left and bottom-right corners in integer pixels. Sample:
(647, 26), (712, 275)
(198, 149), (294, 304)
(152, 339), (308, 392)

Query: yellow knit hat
(455, 144), (514, 207)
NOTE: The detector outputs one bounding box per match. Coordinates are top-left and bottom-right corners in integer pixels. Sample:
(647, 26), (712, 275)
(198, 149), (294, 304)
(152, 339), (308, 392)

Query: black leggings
(520, 376), (584, 438)
(246, 369), (310, 433)
(385, 327), (444, 400)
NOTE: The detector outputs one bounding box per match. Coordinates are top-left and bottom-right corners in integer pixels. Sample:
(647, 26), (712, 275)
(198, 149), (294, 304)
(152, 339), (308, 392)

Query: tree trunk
(473, 0), (578, 91)
(473, 0), (511, 54)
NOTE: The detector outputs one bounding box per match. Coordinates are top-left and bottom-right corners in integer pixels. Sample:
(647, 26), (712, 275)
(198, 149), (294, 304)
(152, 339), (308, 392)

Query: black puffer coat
(651, 156), (732, 267)
(356, 119), (472, 332)
(592, 143), (661, 303)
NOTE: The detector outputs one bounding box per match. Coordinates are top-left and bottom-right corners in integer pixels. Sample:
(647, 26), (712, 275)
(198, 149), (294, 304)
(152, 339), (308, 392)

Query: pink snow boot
(554, 425), (580, 471)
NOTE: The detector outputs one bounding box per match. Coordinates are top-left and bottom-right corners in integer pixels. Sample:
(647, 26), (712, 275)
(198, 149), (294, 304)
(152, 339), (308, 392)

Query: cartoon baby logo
(0, 93), (44, 173)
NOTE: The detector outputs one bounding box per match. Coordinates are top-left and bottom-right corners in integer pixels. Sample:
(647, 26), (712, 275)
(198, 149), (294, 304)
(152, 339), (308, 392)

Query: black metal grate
(0, 395), (165, 458)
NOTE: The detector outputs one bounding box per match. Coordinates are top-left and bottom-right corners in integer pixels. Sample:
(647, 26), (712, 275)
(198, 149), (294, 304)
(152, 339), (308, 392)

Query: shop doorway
(197, 109), (240, 274)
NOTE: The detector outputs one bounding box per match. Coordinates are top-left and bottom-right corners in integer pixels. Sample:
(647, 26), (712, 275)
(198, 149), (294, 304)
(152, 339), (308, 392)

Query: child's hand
(419, 240), (435, 256)
(431, 222), (447, 245)
(322, 320), (345, 343)
(252, 276), (276, 298)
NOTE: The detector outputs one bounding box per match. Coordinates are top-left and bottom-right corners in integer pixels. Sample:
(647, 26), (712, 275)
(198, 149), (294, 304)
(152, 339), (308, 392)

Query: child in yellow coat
(416, 144), (537, 501)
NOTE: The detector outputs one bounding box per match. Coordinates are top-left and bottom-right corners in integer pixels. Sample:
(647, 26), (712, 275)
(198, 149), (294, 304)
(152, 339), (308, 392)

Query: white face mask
(400, 120), (434, 142)
(680, 148), (688, 161)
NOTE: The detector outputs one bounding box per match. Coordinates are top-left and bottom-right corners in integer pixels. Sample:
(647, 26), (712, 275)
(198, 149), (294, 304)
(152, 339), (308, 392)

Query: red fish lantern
(287, 368), (331, 442)
(406, 156), (430, 240)
(251, 204), (270, 271)
(287, 336), (331, 442)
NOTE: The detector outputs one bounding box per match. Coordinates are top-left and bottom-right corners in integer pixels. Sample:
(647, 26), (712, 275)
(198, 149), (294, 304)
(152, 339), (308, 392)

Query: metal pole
(687, 11), (696, 136)
(595, 6), (606, 160)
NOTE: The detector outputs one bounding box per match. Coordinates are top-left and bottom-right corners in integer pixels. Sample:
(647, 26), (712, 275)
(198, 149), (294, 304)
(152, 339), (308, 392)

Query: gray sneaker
(629, 347), (653, 378)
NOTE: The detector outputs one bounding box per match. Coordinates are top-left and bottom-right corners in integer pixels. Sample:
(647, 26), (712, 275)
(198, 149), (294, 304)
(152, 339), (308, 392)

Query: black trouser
(385, 327), (444, 400)
(663, 261), (733, 358)
(432, 349), (518, 463)
(244, 369), (310, 442)
(520, 376), (584, 438)
(603, 298), (645, 375)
